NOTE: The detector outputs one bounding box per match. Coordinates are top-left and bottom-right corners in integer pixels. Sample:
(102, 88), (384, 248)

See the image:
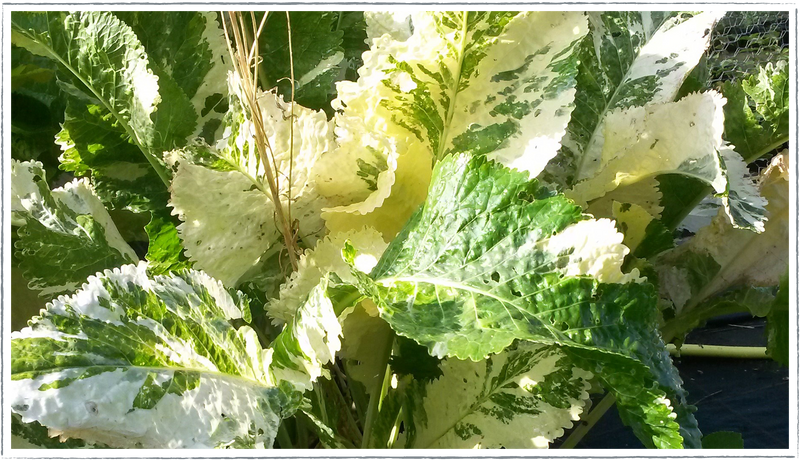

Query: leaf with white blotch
(316, 11), (588, 240)
(11, 12), (186, 195)
(12, 160), (138, 300)
(657, 151), (789, 340)
(351, 153), (642, 360)
(721, 61), (789, 162)
(569, 92), (726, 206)
(347, 153), (699, 448)
(168, 73), (334, 287)
(56, 98), (171, 214)
(268, 275), (344, 393)
(719, 145), (767, 232)
(569, 91), (767, 232)
(114, 11), (231, 140)
(553, 12), (721, 186)
(12, 413), (107, 449)
(403, 343), (591, 448)
(267, 227), (388, 324)
(11, 263), (299, 448)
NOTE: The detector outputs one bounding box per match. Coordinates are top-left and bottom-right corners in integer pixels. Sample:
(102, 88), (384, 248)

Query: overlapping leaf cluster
(10, 10), (789, 450)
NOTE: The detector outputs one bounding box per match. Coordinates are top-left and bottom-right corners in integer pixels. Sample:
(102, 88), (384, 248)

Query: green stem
(660, 300), (750, 344)
(387, 406), (404, 449)
(668, 344), (767, 359)
(746, 137), (789, 163)
(361, 331), (395, 448)
(559, 393), (616, 449)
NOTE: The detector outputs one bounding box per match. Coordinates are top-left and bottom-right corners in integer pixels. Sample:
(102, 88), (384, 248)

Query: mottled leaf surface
(404, 343), (591, 448)
(348, 153), (698, 448)
(569, 91), (767, 232)
(11, 264), (292, 448)
(267, 227), (387, 324)
(12, 160), (138, 299)
(556, 12), (720, 185)
(168, 74), (334, 287)
(658, 152), (789, 340)
(317, 11), (588, 239)
(10, 12), (185, 192)
(269, 276), (344, 392)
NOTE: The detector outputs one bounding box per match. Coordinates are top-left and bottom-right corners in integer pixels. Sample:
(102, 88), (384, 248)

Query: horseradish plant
(9, 10), (789, 449)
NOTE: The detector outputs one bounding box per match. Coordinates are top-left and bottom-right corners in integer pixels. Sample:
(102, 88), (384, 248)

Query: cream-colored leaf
(266, 227), (388, 324)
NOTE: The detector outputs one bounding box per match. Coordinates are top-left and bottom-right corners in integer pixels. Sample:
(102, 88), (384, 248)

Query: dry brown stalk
(221, 11), (300, 270)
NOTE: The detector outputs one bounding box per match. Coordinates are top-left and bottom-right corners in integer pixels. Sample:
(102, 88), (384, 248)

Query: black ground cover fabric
(556, 314), (789, 449)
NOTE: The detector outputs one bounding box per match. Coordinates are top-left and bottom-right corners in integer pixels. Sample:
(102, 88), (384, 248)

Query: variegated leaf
(11, 264), (290, 448)
(11, 263), (343, 448)
(560, 12), (721, 185)
(657, 151), (789, 319)
(12, 160), (138, 299)
(403, 343), (591, 448)
(345, 153), (697, 448)
(316, 11), (588, 239)
(267, 227), (388, 324)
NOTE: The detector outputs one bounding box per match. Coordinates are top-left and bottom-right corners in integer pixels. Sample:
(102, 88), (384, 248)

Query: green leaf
(662, 286), (777, 345)
(337, 12), (369, 81)
(388, 337), (443, 383)
(347, 153), (698, 448)
(259, 12), (346, 112)
(402, 343), (591, 448)
(702, 431), (744, 449)
(318, 11), (589, 239)
(11, 12), (173, 186)
(11, 160), (138, 299)
(11, 263), (296, 448)
(767, 271), (789, 367)
(143, 209), (193, 276)
(721, 61), (789, 162)
(10, 45), (66, 171)
(552, 12), (720, 186)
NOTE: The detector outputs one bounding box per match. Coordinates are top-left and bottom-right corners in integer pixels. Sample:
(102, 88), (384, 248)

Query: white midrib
(435, 11), (471, 162)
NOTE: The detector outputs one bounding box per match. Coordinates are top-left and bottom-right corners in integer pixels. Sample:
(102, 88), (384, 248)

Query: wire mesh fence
(708, 11), (789, 85)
